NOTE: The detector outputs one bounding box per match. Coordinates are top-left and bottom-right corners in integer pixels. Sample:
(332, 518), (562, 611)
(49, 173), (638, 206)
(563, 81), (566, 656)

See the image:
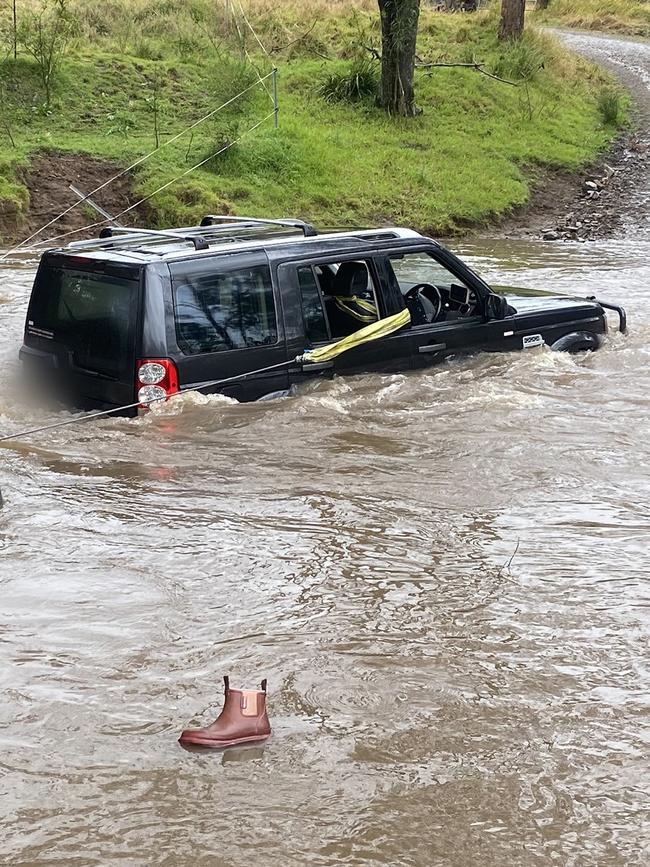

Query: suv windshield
(27, 258), (139, 378)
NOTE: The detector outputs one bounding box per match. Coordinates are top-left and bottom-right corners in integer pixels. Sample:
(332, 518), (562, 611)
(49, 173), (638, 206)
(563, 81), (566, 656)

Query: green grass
(534, 0), (650, 37)
(0, 0), (629, 239)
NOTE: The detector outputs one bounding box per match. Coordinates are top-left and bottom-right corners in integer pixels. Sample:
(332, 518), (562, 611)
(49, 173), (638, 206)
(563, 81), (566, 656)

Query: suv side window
(296, 258), (380, 341)
(172, 262), (277, 355)
(386, 251), (479, 325)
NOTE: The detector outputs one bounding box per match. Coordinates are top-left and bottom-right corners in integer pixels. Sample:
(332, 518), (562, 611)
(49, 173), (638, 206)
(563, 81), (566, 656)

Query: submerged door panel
(409, 316), (518, 368)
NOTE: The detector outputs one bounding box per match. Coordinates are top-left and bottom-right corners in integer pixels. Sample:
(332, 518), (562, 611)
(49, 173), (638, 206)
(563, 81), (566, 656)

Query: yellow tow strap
(333, 295), (378, 323)
(299, 308), (411, 364)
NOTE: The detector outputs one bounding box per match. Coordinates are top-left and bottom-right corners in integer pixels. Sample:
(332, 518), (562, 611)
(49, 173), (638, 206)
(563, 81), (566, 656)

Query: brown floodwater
(1, 235), (648, 866)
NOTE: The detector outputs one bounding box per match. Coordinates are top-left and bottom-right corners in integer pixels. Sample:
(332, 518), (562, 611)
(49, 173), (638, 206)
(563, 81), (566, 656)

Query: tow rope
(333, 295), (378, 323)
(299, 308), (410, 364)
(0, 308), (411, 445)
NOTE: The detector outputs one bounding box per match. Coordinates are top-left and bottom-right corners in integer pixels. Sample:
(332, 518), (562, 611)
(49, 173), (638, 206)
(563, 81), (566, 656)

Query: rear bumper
(19, 343), (137, 416)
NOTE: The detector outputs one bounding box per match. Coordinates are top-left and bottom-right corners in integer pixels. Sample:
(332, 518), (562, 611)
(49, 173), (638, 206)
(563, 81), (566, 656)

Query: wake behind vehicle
(19, 216), (627, 414)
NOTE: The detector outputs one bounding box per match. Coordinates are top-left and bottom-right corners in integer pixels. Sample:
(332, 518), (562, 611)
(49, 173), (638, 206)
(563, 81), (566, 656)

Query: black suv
(19, 216), (627, 414)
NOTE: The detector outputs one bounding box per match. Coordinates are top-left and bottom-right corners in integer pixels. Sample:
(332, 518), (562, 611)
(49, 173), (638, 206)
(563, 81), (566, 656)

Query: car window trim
(281, 252), (388, 319)
(296, 263), (332, 342)
(409, 316), (484, 333)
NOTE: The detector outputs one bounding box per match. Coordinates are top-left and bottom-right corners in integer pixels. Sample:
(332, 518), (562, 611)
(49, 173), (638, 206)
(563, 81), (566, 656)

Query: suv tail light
(136, 358), (179, 406)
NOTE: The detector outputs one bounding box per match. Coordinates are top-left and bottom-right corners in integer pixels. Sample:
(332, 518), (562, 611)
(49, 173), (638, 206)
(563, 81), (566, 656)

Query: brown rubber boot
(179, 676), (271, 749)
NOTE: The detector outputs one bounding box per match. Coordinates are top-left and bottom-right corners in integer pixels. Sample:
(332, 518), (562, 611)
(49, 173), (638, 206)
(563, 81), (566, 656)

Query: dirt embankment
(491, 29), (650, 242)
(13, 138), (640, 249)
(0, 151), (149, 246)
(486, 132), (650, 241)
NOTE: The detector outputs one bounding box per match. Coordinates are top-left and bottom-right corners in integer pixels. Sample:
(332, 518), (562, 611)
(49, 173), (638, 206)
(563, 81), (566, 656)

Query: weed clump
(316, 58), (378, 104)
(492, 33), (547, 82)
(598, 87), (624, 126)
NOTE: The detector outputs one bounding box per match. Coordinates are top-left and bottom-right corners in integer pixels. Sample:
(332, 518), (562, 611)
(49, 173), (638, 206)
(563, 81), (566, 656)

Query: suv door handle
(418, 342), (446, 354)
(302, 361), (334, 371)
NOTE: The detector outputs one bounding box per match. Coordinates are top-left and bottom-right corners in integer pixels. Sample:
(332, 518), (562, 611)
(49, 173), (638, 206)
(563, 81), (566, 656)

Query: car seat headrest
(332, 261), (368, 297)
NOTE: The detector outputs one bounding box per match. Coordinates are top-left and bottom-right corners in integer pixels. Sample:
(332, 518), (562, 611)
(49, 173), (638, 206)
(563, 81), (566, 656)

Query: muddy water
(0, 237), (648, 867)
(2, 29), (650, 866)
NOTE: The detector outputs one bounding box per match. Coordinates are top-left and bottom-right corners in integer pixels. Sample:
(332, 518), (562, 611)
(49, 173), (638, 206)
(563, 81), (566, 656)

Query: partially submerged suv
(20, 216), (627, 414)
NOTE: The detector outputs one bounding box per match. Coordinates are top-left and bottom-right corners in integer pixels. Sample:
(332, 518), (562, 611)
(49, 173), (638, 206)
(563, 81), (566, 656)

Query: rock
(542, 230), (560, 241)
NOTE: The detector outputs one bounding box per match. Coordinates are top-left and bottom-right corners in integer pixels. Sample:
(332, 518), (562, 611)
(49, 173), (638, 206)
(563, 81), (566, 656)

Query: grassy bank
(0, 0), (627, 241)
(534, 0), (650, 37)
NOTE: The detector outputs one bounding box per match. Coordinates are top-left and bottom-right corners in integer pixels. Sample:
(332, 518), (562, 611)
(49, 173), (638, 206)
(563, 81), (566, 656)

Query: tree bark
(377, 0), (421, 117)
(498, 0), (525, 41)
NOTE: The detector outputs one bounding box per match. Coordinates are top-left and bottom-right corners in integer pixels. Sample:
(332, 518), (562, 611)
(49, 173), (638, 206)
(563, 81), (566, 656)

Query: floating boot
(179, 676), (270, 749)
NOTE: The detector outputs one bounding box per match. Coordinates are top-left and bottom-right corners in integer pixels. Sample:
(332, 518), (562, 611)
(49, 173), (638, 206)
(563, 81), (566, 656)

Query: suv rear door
(21, 253), (141, 411)
(168, 251), (289, 401)
(277, 253), (413, 387)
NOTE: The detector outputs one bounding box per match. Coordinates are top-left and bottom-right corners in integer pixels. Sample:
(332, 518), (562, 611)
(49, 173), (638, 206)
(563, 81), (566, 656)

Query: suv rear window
(172, 263), (277, 355)
(27, 258), (139, 378)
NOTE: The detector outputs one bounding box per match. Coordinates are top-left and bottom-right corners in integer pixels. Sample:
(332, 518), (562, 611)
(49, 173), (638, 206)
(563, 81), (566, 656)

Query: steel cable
(7, 111), (276, 253)
(0, 72), (275, 261)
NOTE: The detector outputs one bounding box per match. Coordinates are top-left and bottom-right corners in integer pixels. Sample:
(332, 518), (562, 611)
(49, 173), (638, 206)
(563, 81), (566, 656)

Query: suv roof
(50, 215), (428, 265)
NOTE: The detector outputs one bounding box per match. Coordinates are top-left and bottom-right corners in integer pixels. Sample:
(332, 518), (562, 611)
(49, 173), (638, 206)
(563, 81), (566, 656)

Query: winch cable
(9, 111), (277, 253)
(235, 0), (272, 58)
(230, 1), (274, 104)
(0, 73), (275, 262)
(0, 359), (295, 445)
(0, 309), (412, 445)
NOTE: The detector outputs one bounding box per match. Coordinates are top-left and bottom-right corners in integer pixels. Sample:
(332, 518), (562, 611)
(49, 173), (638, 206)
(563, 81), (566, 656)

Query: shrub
(317, 57), (378, 104)
(18, 0), (77, 107)
(211, 56), (258, 109)
(492, 33), (547, 82)
(597, 87), (623, 126)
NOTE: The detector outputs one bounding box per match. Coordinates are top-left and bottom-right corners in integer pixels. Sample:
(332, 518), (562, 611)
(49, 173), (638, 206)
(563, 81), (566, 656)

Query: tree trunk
(378, 0), (421, 117)
(498, 0), (525, 41)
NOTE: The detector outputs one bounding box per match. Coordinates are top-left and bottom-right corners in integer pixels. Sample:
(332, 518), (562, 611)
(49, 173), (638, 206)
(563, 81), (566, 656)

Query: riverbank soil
(0, 1), (625, 245)
(0, 152), (147, 243)
(487, 131), (650, 240)
(497, 29), (650, 242)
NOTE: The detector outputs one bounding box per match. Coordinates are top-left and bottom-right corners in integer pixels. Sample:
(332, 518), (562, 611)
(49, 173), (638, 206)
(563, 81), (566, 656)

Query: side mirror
(486, 293), (509, 320)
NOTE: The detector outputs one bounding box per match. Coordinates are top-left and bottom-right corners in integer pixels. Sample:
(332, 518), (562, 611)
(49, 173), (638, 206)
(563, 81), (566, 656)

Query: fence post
(272, 67), (279, 128)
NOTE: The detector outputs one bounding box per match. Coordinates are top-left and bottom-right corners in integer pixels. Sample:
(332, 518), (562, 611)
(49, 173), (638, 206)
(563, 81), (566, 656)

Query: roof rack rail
(63, 215), (319, 254)
(199, 214), (318, 237)
(98, 226), (209, 250)
(66, 227), (211, 252)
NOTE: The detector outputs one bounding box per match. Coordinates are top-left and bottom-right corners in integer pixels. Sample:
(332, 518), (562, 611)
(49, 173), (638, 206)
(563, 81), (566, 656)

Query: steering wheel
(405, 282), (442, 323)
